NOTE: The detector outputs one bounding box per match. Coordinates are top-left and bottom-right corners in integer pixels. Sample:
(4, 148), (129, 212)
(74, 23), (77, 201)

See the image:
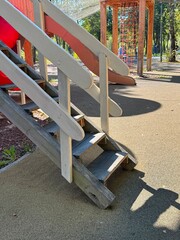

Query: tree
(169, 0), (176, 61)
(81, 11), (101, 40)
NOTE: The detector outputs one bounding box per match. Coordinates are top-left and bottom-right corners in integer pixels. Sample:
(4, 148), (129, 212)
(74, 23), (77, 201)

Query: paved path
(0, 63), (180, 240)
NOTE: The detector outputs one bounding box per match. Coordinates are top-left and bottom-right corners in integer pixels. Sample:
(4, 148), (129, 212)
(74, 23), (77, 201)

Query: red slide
(45, 16), (136, 85)
(0, 16), (19, 86)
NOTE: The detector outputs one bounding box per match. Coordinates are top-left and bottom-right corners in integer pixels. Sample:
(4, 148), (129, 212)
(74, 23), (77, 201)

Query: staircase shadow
(71, 84), (161, 117)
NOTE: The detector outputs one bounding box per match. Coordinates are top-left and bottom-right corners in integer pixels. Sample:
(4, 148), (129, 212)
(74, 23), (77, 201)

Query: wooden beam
(58, 69), (73, 183)
(147, 4), (154, 71)
(99, 53), (109, 134)
(100, 1), (107, 46)
(137, 0), (146, 76)
(112, 6), (119, 55)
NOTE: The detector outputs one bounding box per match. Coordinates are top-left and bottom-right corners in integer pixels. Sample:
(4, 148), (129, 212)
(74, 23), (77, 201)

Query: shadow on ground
(140, 74), (180, 84)
(71, 84), (161, 117)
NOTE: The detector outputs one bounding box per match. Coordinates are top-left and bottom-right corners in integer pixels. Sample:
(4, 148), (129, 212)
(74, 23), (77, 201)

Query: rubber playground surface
(0, 61), (180, 240)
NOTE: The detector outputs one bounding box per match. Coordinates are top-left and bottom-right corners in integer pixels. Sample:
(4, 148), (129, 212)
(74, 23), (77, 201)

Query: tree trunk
(169, 1), (176, 62)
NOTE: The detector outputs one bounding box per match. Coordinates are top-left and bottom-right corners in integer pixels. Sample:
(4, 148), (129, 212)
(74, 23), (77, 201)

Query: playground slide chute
(45, 16), (136, 85)
(0, 16), (19, 86)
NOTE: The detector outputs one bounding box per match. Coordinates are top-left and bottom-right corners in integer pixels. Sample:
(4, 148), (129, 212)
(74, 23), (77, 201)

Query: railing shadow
(71, 84), (161, 117)
(106, 169), (180, 239)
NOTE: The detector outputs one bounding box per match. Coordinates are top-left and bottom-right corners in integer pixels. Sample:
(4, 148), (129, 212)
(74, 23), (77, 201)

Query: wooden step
(87, 151), (128, 183)
(43, 114), (84, 135)
(73, 132), (105, 157)
(22, 96), (59, 112)
(0, 46), (8, 51)
(0, 79), (45, 91)
(16, 63), (28, 68)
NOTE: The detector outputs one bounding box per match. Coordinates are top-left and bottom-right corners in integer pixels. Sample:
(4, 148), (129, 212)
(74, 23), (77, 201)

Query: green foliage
(0, 160), (10, 169)
(152, 1), (180, 61)
(81, 11), (101, 40)
(2, 145), (16, 162)
(22, 144), (33, 154)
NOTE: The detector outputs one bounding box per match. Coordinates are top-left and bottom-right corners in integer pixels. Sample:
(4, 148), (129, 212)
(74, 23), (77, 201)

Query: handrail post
(16, 40), (26, 104)
(33, 0), (48, 80)
(99, 53), (109, 134)
(58, 69), (73, 183)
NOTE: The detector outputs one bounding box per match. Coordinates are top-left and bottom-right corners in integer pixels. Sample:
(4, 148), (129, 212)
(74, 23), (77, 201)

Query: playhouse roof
(51, 0), (100, 20)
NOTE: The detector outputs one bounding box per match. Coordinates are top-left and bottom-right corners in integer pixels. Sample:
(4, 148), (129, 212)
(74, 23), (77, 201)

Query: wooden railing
(0, 0), (123, 183)
(40, 0), (129, 76)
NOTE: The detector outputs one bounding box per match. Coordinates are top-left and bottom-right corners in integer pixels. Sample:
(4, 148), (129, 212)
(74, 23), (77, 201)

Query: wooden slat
(0, 46), (8, 51)
(99, 53), (109, 134)
(22, 96), (59, 112)
(43, 115), (84, 135)
(16, 63), (28, 68)
(0, 83), (16, 90)
(0, 79), (45, 91)
(87, 151), (128, 182)
(58, 68), (73, 183)
(73, 132), (106, 157)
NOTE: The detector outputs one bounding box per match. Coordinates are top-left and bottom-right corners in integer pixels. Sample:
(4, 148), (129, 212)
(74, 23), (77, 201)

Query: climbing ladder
(0, 0), (137, 208)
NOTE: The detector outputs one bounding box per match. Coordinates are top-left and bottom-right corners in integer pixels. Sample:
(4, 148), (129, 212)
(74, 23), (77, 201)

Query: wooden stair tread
(0, 83), (17, 90)
(87, 151), (128, 182)
(16, 63), (28, 68)
(73, 132), (105, 157)
(43, 114), (84, 134)
(0, 46), (8, 51)
(22, 96), (59, 112)
(0, 79), (45, 90)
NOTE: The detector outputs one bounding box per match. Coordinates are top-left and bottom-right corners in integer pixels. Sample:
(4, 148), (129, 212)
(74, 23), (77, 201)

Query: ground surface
(0, 69), (179, 240)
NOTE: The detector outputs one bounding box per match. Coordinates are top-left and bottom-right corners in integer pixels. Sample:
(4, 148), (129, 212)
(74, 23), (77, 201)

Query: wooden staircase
(0, 41), (137, 208)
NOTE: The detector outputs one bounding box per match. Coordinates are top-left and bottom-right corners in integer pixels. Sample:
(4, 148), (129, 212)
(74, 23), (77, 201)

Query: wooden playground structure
(0, 0), (138, 208)
(100, 0), (155, 75)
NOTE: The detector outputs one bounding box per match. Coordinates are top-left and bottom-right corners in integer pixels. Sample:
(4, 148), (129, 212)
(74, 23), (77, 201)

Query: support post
(99, 53), (109, 134)
(58, 69), (73, 183)
(112, 6), (119, 55)
(147, 4), (154, 71)
(33, 0), (48, 80)
(137, 0), (146, 76)
(100, 1), (107, 46)
(17, 40), (26, 104)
